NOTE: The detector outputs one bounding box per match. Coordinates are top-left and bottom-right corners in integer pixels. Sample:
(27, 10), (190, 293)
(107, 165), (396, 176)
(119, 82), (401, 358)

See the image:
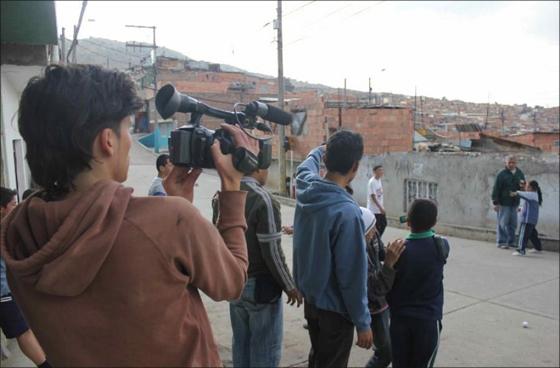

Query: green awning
(1, 1), (58, 45)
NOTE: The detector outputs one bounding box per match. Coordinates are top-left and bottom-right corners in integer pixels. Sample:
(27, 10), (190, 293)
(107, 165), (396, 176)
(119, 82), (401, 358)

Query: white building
(1, 1), (58, 199)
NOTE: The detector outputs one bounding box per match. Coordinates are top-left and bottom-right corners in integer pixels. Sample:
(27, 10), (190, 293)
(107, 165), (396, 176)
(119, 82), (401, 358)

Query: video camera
(155, 84), (294, 174)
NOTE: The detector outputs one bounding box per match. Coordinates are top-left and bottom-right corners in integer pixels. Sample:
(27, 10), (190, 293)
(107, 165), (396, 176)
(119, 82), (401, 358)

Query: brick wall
(157, 69), (278, 95)
(155, 71), (413, 160)
(505, 133), (560, 153)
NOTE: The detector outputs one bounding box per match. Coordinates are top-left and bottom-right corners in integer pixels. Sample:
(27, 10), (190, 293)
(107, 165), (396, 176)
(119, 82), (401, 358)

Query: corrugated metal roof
(455, 123), (482, 132)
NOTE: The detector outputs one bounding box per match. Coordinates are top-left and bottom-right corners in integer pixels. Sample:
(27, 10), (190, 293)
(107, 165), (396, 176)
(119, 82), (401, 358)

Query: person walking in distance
(491, 155), (525, 249)
(148, 154), (173, 196)
(368, 165), (387, 238)
(511, 180), (543, 256)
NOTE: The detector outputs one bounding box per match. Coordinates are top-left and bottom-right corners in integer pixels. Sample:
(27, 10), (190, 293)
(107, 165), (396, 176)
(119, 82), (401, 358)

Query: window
(404, 179), (438, 212)
(553, 140), (560, 147)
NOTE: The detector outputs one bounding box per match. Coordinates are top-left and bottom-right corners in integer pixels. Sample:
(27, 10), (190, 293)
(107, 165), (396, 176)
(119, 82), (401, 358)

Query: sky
(55, 1), (559, 107)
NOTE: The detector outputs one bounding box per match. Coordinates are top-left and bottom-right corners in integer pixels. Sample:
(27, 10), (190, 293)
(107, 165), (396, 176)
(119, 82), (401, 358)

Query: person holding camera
(0, 64), (257, 367)
(293, 131), (373, 368)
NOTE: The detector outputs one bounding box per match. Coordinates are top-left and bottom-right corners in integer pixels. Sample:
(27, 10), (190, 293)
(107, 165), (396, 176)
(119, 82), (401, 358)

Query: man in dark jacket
(491, 155), (525, 249)
(213, 168), (303, 367)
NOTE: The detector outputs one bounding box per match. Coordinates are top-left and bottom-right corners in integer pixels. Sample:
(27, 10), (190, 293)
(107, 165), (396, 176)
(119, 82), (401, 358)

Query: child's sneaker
(528, 249), (541, 254)
(512, 250), (525, 256)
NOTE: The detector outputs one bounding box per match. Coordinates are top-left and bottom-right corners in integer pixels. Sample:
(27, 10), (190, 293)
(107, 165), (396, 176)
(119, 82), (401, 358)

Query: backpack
(433, 236), (450, 264)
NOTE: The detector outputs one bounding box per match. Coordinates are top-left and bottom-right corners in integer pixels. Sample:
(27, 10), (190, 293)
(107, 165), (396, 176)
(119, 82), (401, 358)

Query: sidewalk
(2, 139), (558, 367)
(128, 139), (558, 367)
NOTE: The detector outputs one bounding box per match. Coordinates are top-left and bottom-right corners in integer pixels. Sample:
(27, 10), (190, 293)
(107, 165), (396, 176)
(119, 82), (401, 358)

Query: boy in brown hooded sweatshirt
(0, 64), (257, 367)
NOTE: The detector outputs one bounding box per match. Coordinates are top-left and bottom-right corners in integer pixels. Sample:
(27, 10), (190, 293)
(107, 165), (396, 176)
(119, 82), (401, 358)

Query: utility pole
(337, 88), (342, 129)
(532, 111), (537, 132)
(344, 78), (347, 106)
(500, 108), (505, 136)
(414, 86), (417, 128)
(72, 26), (78, 63)
(125, 24), (158, 126)
(485, 104), (489, 130)
(420, 96), (424, 127)
(275, 0), (287, 195)
(368, 77), (372, 105)
(60, 27), (66, 65)
(126, 25), (157, 91)
(67, 0), (87, 64)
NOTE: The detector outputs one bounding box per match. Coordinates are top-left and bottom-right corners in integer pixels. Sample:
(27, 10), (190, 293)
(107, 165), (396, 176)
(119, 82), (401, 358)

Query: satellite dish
(291, 110), (307, 136)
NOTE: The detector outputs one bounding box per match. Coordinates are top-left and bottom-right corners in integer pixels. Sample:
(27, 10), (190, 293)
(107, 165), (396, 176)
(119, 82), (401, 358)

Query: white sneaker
(512, 250), (525, 256)
(0, 344), (11, 360)
(528, 249), (541, 253)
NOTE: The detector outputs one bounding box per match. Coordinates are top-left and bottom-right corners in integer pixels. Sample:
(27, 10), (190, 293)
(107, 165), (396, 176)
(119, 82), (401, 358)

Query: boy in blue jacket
(387, 199), (450, 368)
(293, 131), (373, 368)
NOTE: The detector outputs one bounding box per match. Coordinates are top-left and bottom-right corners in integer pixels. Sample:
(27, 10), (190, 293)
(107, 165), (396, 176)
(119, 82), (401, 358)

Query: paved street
(2, 138), (559, 367)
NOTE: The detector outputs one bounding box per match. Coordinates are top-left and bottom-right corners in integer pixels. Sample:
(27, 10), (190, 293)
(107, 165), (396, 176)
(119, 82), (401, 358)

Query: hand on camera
(211, 124), (260, 191)
(163, 167), (202, 203)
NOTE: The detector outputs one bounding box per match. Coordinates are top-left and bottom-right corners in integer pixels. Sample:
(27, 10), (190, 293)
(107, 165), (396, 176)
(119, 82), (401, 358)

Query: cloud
(54, 0), (559, 106)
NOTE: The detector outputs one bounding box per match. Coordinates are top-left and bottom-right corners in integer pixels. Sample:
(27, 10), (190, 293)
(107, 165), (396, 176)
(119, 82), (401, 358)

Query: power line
(283, 3), (354, 46)
(344, 1), (385, 19)
(261, 0), (316, 28)
(84, 39), (145, 57)
(284, 1), (385, 46)
(284, 1), (316, 18)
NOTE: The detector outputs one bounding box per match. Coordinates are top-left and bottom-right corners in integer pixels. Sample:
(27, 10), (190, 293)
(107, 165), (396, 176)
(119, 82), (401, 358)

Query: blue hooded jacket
(293, 147), (371, 331)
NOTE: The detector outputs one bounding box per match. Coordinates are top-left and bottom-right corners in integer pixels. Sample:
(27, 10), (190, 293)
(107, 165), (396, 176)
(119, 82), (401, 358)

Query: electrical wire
(284, 1), (385, 46)
(284, 1), (316, 18)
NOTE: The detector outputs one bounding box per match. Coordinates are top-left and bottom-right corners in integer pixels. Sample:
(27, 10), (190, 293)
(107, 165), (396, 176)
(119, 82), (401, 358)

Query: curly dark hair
(18, 64), (143, 198)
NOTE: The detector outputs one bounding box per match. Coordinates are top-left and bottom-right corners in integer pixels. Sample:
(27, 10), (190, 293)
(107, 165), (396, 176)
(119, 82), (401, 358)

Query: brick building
(503, 132), (560, 153)
(152, 57), (414, 160)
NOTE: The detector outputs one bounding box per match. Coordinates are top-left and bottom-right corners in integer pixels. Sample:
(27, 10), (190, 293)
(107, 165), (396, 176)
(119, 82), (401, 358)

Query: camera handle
(189, 112), (203, 127)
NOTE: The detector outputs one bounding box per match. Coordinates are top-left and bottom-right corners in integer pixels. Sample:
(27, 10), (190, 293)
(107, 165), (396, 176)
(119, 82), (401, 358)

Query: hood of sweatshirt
(296, 177), (355, 214)
(0, 180), (132, 297)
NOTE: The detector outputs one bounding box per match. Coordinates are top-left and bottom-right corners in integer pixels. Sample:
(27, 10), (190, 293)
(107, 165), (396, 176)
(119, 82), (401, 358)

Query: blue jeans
(230, 277), (283, 367)
(366, 309), (392, 368)
(497, 206), (517, 247)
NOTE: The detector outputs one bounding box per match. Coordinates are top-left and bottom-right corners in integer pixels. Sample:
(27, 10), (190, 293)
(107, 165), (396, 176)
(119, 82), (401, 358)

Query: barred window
(404, 179), (438, 212)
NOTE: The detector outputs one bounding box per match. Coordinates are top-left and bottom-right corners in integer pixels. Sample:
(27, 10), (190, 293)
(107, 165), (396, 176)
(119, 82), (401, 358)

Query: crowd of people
(0, 63), (545, 368)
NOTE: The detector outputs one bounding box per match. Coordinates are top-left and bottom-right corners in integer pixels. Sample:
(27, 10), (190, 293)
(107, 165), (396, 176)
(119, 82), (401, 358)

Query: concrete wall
(267, 152), (560, 241)
(0, 65), (41, 198)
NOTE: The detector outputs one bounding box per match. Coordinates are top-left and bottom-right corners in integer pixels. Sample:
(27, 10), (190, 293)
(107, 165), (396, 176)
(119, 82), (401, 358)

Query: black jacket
(366, 234), (395, 314)
(492, 167), (525, 207)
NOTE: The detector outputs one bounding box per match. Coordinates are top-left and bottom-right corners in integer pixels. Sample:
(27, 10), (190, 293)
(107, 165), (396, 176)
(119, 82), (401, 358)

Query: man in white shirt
(367, 165), (387, 237)
(148, 154), (173, 196)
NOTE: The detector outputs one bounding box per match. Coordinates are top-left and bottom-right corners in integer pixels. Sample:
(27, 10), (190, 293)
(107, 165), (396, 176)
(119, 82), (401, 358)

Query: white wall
(0, 65), (43, 198)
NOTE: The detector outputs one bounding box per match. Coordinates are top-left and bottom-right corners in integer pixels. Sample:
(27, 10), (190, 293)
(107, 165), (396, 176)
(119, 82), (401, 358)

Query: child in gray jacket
(511, 180), (543, 256)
